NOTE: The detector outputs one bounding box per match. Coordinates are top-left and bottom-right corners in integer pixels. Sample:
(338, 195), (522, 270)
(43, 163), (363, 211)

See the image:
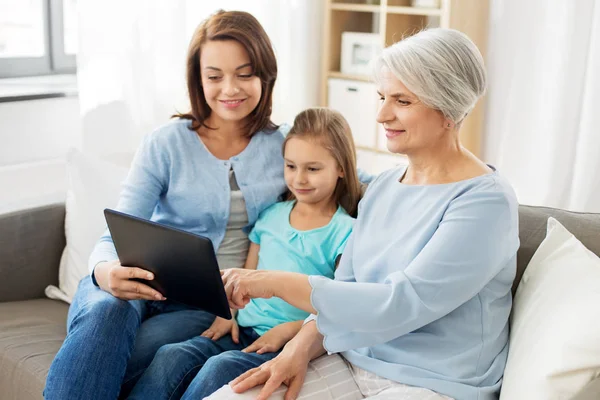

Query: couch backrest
(515, 205), (600, 295)
(0, 203), (65, 302)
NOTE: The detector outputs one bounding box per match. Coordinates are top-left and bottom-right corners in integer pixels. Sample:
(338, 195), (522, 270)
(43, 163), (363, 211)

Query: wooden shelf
(328, 71), (373, 82)
(386, 6), (442, 16)
(330, 3), (380, 13)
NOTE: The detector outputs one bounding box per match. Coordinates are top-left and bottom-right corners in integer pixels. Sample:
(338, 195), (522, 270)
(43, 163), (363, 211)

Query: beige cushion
(45, 149), (130, 303)
(515, 205), (600, 294)
(0, 299), (68, 400)
(571, 378), (600, 400)
(501, 218), (600, 399)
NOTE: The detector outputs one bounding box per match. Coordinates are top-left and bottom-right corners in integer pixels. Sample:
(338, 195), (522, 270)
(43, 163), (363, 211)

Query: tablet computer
(104, 208), (231, 319)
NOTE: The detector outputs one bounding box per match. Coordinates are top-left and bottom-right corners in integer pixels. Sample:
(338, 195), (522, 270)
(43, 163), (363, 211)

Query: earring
(447, 123), (451, 128)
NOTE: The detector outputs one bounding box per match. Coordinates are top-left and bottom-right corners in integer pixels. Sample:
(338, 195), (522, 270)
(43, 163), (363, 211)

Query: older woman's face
(376, 66), (448, 155)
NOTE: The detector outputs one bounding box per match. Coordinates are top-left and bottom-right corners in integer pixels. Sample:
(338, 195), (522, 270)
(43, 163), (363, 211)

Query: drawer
(328, 78), (379, 148)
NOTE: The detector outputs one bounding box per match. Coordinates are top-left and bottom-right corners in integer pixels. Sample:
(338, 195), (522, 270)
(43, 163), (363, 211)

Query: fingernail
(147, 273), (153, 280)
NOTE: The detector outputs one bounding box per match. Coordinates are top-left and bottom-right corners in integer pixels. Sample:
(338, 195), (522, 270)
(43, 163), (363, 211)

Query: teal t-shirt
(236, 200), (354, 336)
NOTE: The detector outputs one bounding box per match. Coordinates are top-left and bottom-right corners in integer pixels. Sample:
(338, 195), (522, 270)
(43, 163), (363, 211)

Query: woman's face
(376, 66), (448, 155)
(200, 40), (262, 126)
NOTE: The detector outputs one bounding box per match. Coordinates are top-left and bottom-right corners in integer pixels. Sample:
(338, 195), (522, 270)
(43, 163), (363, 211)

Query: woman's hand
(94, 260), (165, 301)
(221, 268), (276, 309)
(201, 312), (240, 343)
(242, 321), (301, 354)
(230, 340), (311, 400)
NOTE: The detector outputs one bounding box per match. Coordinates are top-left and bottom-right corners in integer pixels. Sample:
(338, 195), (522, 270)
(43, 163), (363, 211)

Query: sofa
(1, 202), (599, 400)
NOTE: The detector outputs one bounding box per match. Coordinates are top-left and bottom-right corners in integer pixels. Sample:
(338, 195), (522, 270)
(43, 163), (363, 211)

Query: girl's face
(284, 137), (343, 208)
(200, 40), (262, 126)
(376, 66), (448, 155)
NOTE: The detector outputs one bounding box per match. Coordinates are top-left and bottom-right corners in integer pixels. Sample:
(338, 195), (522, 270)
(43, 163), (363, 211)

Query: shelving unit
(321, 0), (489, 162)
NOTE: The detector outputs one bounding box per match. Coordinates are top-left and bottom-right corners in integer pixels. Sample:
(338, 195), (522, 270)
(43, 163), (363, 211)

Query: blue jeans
(127, 327), (279, 400)
(44, 276), (218, 400)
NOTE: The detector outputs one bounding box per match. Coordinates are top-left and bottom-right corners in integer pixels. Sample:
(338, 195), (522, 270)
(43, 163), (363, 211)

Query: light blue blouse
(307, 165), (520, 400)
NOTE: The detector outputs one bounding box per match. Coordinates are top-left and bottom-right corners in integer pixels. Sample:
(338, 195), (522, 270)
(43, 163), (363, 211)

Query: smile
(385, 129), (406, 138)
(219, 99), (246, 108)
(294, 188), (314, 194)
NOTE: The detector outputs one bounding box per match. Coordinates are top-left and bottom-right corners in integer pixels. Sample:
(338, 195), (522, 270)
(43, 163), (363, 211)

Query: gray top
(215, 169), (250, 269)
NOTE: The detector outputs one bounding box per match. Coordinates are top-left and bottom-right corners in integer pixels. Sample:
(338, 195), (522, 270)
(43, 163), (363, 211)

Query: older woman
(213, 28), (519, 400)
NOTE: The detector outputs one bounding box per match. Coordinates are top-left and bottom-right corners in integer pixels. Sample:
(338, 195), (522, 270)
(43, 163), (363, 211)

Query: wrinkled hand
(95, 260), (165, 301)
(242, 323), (296, 354)
(201, 313), (239, 343)
(221, 268), (276, 309)
(230, 342), (310, 400)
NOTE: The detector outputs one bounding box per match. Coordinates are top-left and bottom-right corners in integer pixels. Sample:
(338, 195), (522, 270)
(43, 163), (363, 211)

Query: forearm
(88, 235), (117, 274)
(269, 271), (316, 314)
(278, 320), (304, 339)
(286, 320), (326, 361)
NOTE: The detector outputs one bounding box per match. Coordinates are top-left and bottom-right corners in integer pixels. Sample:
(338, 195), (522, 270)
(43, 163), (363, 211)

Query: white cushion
(45, 149), (130, 303)
(500, 217), (600, 399)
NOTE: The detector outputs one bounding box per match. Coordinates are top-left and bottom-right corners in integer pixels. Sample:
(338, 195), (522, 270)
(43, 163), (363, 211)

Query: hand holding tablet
(104, 209), (232, 319)
(93, 259), (166, 301)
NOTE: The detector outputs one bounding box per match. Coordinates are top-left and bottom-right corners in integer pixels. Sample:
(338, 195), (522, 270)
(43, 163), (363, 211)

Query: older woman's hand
(230, 341), (310, 400)
(221, 268), (276, 309)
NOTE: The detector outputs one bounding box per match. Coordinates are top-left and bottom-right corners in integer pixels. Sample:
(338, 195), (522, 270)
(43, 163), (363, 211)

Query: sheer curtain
(76, 0), (323, 158)
(483, 0), (600, 212)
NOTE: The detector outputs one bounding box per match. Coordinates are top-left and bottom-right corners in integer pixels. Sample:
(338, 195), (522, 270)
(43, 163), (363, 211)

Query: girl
(45, 10), (288, 400)
(126, 108), (362, 400)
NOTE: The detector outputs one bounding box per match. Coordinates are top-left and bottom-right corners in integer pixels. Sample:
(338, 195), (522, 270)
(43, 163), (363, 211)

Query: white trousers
(205, 354), (453, 400)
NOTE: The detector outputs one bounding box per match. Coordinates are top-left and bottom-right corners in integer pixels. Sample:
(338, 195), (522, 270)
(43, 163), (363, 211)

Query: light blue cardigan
(88, 119), (289, 273)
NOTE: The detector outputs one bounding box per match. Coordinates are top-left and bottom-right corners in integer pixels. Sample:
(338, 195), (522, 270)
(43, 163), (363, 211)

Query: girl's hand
(94, 260), (165, 301)
(221, 268), (276, 309)
(231, 340), (310, 400)
(242, 322), (300, 354)
(201, 313), (240, 343)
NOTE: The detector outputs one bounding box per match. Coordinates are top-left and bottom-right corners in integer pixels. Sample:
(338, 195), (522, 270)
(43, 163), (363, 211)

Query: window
(0, 0), (77, 78)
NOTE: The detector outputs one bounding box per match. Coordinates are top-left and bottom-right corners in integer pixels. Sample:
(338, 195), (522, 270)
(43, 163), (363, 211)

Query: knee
(70, 294), (139, 333)
(149, 343), (200, 372)
(153, 343), (189, 363)
(203, 351), (242, 372)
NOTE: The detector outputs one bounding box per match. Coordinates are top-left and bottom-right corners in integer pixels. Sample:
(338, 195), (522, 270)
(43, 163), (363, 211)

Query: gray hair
(373, 28), (486, 124)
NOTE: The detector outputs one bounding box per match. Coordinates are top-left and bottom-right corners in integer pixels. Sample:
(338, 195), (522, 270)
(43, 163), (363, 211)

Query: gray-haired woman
(208, 28), (519, 400)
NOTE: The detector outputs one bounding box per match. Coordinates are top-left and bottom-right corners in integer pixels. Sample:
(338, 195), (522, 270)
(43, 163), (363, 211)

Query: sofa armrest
(570, 378), (600, 400)
(0, 203), (65, 302)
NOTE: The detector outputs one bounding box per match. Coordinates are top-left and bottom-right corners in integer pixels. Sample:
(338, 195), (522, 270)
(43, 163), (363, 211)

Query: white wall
(0, 97), (82, 213)
(0, 97), (81, 166)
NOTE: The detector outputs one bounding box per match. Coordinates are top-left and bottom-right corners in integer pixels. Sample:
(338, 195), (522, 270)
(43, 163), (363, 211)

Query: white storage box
(327, 78), (378, 148)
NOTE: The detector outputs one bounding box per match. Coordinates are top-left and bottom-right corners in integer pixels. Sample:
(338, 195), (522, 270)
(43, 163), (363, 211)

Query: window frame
(0, 0), (76, 78)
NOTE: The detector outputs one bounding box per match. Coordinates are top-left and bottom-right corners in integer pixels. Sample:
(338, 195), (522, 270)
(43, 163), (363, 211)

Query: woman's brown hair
(175, 10), (278, 135)
(283, 108), (362, 217)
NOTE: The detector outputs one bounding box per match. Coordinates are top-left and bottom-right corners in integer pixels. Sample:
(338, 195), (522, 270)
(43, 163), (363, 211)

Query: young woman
(45, 10), (288, 400)
(127, 108), (362, 399)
